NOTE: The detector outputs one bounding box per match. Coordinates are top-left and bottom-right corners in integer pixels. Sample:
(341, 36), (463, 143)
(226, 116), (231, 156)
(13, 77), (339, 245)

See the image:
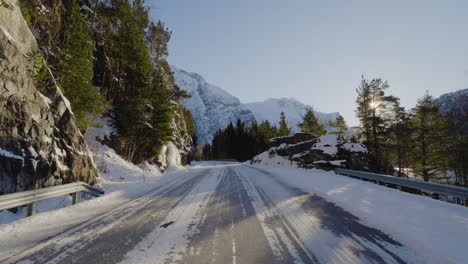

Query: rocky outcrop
(167, 101), (195, 166)
(252, 133), (369, 171)
(0, 0), (98, 194)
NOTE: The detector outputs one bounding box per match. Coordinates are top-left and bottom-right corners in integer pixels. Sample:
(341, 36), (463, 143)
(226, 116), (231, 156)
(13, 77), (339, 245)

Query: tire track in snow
(7, 169), (213, 264)
(235, 167), (319, 264)
(119, 167), (223, 264)
(242, 165), (434, 264)
(174, 166), (291, 264)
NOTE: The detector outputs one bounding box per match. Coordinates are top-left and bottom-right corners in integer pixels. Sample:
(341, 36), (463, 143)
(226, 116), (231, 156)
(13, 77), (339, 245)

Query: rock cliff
(252, 133), (369, 171)
(0, 0), (98, 194)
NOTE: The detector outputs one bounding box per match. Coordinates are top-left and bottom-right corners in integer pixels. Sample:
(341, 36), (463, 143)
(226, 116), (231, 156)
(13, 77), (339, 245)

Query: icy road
(0, 163), (458, 263)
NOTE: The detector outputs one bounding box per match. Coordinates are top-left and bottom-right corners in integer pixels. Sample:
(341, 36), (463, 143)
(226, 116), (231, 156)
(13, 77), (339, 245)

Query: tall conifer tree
(298, 108), (326, 135)
(278, 112), (292, 136)
(59, 0), (103, 130)
(410, 93), (453, 182)
(328, 115), (348, 138)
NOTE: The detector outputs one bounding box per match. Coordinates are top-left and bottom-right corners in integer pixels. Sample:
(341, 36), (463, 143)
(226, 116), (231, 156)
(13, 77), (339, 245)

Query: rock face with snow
(173, 66), (256, 143)
(251, 133), (369, 171)
(0, 0), (98, 194)
(435, 88), (468, 134)
(244, 98), (340, 133)
(173, 67), (340, 143)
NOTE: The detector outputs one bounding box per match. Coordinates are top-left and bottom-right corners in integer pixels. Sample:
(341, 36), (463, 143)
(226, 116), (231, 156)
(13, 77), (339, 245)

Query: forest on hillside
(18, 0), (196, 164)
(202, 80), (467, 187)
(16, 0), (467, 187)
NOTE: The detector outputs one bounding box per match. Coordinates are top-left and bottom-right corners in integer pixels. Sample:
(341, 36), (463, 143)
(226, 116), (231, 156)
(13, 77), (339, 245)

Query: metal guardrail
(335, 168), (468, 201)
(0, 182), (104, 216)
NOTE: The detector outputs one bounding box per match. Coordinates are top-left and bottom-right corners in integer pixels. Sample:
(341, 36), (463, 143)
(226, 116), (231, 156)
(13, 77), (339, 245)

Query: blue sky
(149, 0), (467, 126)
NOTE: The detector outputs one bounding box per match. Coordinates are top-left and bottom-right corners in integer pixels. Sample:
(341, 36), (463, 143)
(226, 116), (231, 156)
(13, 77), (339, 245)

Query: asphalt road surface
(4, 163), (432, 264)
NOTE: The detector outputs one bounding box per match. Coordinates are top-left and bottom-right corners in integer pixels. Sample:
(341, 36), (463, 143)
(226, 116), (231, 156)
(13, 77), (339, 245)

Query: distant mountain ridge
(172, 66), (255, 144)
(244, 98), (339, 133)
(435, 88), (468, 134)
(173, 66), (340, 143)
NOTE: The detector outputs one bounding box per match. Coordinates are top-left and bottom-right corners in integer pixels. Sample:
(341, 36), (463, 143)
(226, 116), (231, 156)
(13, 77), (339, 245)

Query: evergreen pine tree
(355, 77), (393, 172)
(59, 0), (104, 130)
(410, 93), (453, 182)
(110, 0), (155, 162)
(450, 135), (468, 187)
(387, 98), (412, 177)
(142, 69), (174, 159)
(147, 21), (171, 69)
(298, 108), (326, 135)
(328, 115), (348, 138)
(183, 107), (196, 143)
(278, 112), (292, 136)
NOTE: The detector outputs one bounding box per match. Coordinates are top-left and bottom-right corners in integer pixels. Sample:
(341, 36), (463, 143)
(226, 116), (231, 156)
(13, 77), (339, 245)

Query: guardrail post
(26, 203), (34, 217)
(72, 192), (78, 205)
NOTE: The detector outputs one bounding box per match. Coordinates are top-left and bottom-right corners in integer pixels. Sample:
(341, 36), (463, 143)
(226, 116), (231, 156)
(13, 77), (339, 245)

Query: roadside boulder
(252, 133), (370, 171)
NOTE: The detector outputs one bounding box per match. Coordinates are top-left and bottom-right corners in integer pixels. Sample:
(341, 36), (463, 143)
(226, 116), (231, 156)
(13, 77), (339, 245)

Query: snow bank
(0, 119), (163, 224)
(251, 151), (298, 168)
(249, 164), (468, 264)
(0, 167), (201, 255)
(85, 118), (164, 192)
(342, 142), (367, 152)
(311, 134), (339, 155)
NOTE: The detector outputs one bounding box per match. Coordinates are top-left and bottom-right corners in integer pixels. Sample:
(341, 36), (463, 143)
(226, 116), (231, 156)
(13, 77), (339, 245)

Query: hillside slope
(173, 66), (255, 144)
(435, 88), (468, 134)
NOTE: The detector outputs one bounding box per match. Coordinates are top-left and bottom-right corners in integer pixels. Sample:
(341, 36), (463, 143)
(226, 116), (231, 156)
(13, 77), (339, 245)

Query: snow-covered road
(0, 162), (460, 263)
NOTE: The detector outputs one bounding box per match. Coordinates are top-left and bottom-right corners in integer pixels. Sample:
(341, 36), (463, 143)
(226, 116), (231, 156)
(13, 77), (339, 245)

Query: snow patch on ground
(251, 151), (298, 168)
(85, 118), (163, 192)
(311, 135), (339, 155)
(0, 167), (207, 256)
(342, 142), (367, 153)
(0, 119), (163, 224)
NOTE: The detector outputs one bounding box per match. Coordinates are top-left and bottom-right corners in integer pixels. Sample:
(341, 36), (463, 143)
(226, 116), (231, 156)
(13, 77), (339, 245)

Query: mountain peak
(173, 66), (341, 143)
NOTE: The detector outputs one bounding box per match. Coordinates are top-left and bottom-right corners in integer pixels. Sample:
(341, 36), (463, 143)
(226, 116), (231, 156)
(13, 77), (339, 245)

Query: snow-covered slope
(244, 98), (339, 133)
(173, 67), (340, 143)
(173, 66), (255, 144)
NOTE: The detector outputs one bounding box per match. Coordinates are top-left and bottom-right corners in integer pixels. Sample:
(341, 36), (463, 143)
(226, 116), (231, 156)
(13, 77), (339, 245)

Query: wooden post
(141, 157), (146, 183)
(72, 192), (78, 205)
(26, 203), (34, 217)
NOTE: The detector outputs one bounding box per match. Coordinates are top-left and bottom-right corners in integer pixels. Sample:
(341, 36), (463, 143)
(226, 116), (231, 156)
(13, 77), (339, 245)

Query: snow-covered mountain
(173, 67), (340, 143)
(435, 88), (468, 134)
(244, 98), (340, 133)
(173, 66), (255, 144)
